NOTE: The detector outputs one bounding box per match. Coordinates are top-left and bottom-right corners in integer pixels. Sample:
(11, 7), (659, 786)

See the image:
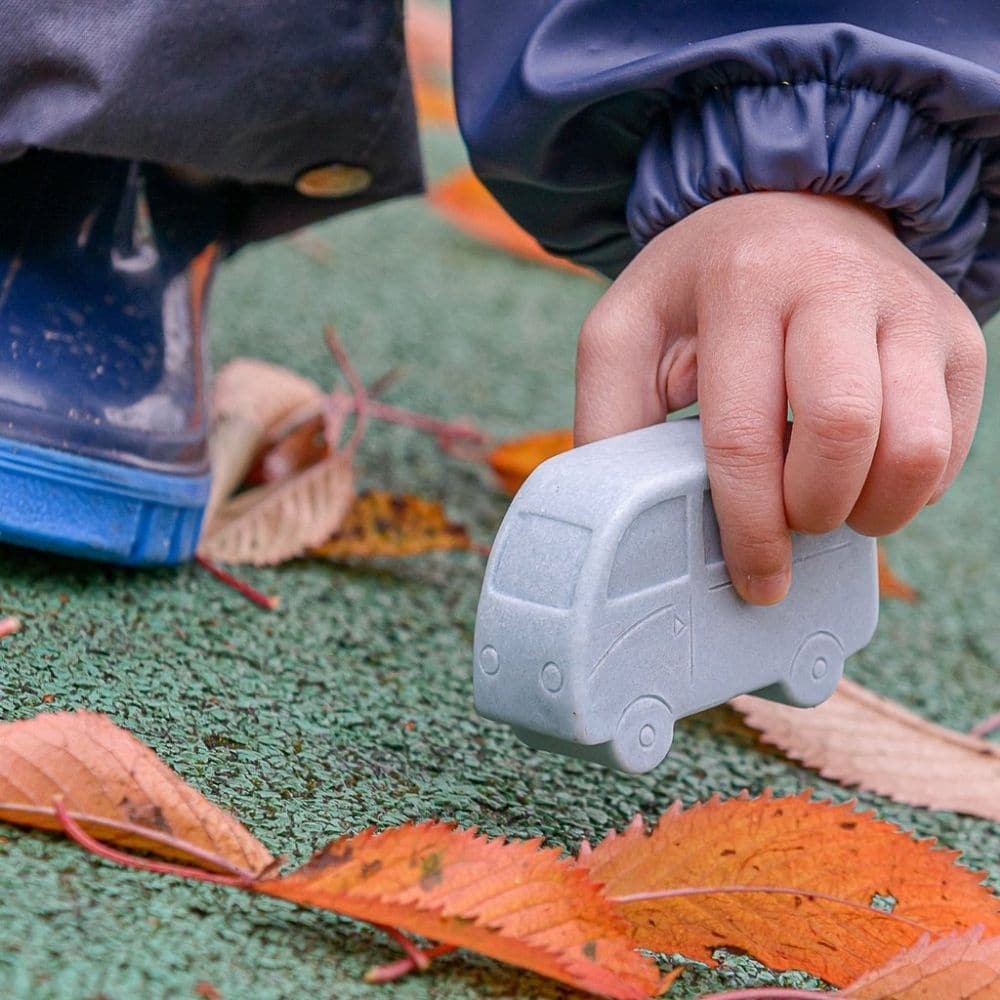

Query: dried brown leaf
(206, 359), (325, 525)
(198, 450), (355, 566)
(845, 929), (1000, 998)
(731, 678), (1000, 822)
(579, 790), (1000, 988)
(0, 711), (272, 875)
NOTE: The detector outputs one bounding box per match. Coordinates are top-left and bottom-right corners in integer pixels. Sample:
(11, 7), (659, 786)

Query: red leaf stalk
(53, 798), (258, 887)
(970, 712), (1000, 739)
(365, 944), (458, 983)
(195, 555), (280, 611)
(700, 990), (831, 999)
(324, 325), (369, 453)
(0, 616), (22, 639)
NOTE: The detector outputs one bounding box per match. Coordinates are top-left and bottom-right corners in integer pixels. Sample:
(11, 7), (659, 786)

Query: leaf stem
(970, 711), (1000, 739)
(609, 885), (928, 932)
(195, 555), (280, 611)
(698, 990), (830, 999)
(0, 616), (22, 638)
(53, 798), (257, 887)
(374, 925), (433, 971)
(1, 802), (261, 879)
(364, 944), (458, 983)
(324, 325), (369, 453)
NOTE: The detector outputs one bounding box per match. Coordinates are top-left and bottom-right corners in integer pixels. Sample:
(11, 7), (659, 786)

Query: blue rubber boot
(0, 151), (228, 565)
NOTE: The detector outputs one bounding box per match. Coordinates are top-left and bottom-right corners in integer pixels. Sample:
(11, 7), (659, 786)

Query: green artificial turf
(0, 127), (998, 1000)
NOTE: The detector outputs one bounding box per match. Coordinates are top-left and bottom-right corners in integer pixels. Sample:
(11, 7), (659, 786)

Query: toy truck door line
(586, 603), (679, 681)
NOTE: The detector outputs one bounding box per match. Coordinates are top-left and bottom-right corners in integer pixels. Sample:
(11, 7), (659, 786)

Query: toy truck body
(474, 418), (879, 773)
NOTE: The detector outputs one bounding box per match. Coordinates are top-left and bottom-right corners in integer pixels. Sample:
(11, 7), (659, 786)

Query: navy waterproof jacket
(452, 2), (1000, 323)
(2, 2), (996, 321)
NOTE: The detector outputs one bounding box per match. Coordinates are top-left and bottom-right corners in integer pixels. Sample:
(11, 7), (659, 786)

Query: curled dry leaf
(488, 428), (574, 495)
(578, 789), (1000, 988)
(731, 678), (1000, 823)
(206, 358), (324, 527)
(255, 822), (664, 999)
(877, 544), (920, 603)
(198, 450), (355, 566)
(428, 170), (596, 277)
(0, 711), (272, 876)
(845, 928), (1000, 998)
(311, 490), (473, 560)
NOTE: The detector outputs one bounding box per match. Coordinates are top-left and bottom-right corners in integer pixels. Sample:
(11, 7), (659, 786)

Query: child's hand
(575, 192), (986, 605)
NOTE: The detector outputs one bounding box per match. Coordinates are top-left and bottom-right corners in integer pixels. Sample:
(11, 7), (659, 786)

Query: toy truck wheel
(779, 630), (845, 707)
(608, 697), (674, 774)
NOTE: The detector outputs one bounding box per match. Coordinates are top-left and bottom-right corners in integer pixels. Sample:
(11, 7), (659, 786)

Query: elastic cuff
(627, 80), (997, 322)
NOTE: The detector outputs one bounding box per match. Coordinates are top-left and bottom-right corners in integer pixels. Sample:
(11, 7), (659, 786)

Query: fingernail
(744, 569), (791, 606)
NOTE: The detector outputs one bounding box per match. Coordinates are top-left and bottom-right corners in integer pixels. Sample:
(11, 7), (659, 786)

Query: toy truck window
(491, 513), (592, 609)
(703, 492), (725, 566)
(607, 497), (687, 599)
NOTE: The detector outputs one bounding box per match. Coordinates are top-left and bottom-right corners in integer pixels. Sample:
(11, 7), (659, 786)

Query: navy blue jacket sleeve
(452, 2), (1000, 322)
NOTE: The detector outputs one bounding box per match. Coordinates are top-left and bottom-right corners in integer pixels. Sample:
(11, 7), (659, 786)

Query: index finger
(698, 305), (790, 605)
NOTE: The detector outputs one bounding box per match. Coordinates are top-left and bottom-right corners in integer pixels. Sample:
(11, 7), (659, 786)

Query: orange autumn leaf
(877, 544), (920, 602)
(0, 711), (272, 876)
(488, 428), (574, 495)
(405, 0), (456, 127)
(730, 679), (1000, 823)
(255, 821), (664, 999)
(845, 929), (1000, 998)
(578, 790), (1000, 988)
(428, 170), (595, 277)
(312, 490), (473, 560)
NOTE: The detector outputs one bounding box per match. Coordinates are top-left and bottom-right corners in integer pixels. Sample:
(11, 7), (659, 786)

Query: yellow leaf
(312, 490), (473, 559)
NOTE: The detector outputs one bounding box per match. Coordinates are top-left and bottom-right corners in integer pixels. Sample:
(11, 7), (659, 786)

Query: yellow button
(294, 163), (372, 199)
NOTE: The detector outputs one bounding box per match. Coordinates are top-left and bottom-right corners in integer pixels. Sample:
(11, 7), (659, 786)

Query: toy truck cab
(474, 419), (878, 774)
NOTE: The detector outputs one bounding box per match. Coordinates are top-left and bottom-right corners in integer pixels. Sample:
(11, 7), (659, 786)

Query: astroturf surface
(1, 128), (998, 999)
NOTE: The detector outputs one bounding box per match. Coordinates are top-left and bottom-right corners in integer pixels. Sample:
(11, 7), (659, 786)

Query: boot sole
(0, 437), (209, 566)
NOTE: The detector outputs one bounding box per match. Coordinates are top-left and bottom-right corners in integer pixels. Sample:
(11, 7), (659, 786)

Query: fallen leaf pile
(2, 710), (999, 997)
(197, 329), (487, 569)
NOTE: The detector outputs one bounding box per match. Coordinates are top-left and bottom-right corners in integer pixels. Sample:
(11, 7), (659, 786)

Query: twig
(374, 925), (433, 971)
(365, 944), (457, 983)
(324, 325), (369, 453)
(0, 616), (22, 638)
(53, 798), (257, 887)
(970, 712), (1000, 739)
(609, 884), (928, 932)
(195, 555), (280, 611)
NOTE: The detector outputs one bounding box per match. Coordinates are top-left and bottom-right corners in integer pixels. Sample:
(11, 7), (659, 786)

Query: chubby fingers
(783, 299), (882, 533)
(848, 298), (985, 535)
(699, 298), (791, 606)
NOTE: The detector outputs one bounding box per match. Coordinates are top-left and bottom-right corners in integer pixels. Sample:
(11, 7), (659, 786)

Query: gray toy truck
(474, 418), (879, 773)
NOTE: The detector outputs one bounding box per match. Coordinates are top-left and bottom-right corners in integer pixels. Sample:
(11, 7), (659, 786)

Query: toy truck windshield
(490, 512), (591, 609)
